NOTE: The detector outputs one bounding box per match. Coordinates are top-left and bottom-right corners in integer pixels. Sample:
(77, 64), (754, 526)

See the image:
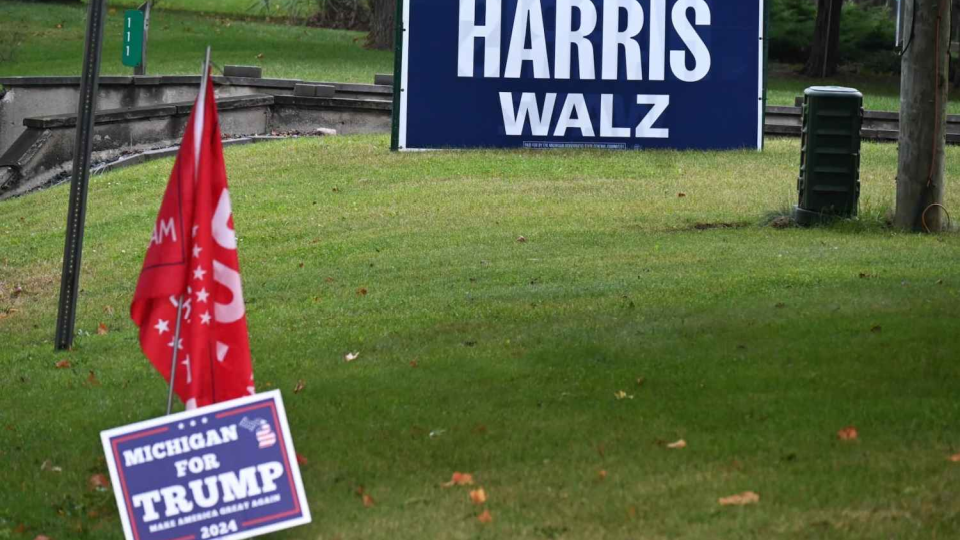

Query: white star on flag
(154, 319), (170, 335)
(167, 337), (184, 350)
(192, 245), (202, 258)
(193, 265), (207, 280)
(196, 288), (210, 303)
(192, 225), (199, 238)
(200, 311), (212, 325)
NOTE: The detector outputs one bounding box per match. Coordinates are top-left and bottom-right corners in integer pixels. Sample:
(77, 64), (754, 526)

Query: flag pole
(165, 47), (212, 416)
(166, 295), (185, 415)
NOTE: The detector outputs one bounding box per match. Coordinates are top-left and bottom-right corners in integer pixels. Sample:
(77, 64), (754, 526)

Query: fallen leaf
(667, 439), (687, 449)
(55, 360), (72, 369)
(87, 371), (101, 387)
(636, 377), (646, 387)
(12, 285), (23, 297)
(293, 379), (305, 394)
(441, 472), (474, 487)
(837, 426), (858, 441)
(345, 352), (359, 362)
(362, 494), (374, 507)
(88, 474), (110, 491)
(256, 53), (264, 59)
(41, 459), (62, 473)
(477, 509), (493, 524)
(409, 360), (418, 368)
(775, 302), (786, 308)
(614, 390), (633, 400)
(296, 453), (308, 465)
(718, 491), (759, 506)
(469, 488), (487, 505)
(103, 305), (115, 315)
(870, 325), (882, 333)
(97, 323), (108, 335)
(55, 23), (63, 29)
(298, 262), (304, 268)
(516, 236), (527, 243)
(678, 192), (687, 198)
(948, 453), (960, 463)
(356, 287), (368, 296)
(597, 469), (607, 481)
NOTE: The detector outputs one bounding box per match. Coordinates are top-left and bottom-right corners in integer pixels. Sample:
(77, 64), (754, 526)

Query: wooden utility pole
(896, 0), (951, 231)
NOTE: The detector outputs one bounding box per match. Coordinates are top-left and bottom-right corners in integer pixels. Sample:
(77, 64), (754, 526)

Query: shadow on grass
(760, 203), (960, 235)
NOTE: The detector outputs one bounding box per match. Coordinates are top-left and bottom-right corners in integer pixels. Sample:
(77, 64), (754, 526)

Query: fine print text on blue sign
(100, 391), (310, 540)
(396, 0), (766, 151)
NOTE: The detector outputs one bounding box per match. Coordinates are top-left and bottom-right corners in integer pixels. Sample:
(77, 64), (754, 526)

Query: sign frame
(100, 391), (311, 540)
(391, 0), (769, 152)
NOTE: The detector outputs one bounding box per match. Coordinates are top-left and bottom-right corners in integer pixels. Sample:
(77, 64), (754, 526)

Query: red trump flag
(131, 71), (255, 409)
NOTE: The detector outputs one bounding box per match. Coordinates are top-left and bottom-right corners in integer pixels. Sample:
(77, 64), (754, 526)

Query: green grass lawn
(1, 135), (959, 539)
(766, 63), (960, 115)
(0, 1), (392, 83)
(2, 1), (958, 113)
(105, 0), (270, 17)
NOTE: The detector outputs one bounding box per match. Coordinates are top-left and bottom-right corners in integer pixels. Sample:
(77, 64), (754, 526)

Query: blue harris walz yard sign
(100, 391), (311, 540)
(394, 0), (766, 151)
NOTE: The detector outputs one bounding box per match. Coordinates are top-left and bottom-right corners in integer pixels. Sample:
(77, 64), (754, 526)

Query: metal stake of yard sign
(389, 0), (405, 151)
(134, 1), (151, 76)
(166, 47), (212, 415)
(54, 0), (107, 351)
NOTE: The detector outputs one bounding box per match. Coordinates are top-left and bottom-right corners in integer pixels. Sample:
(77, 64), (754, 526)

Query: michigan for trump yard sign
(100, 391), (310, 540)
(393, 0), (766, 151)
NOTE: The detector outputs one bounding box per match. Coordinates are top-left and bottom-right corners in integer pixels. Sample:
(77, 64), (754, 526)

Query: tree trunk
(804, 0), (845, 77)
(895, 0), (951, 231)
(367, 0), (395, 50)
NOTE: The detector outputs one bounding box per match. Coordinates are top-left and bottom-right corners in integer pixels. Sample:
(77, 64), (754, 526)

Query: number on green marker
(122, 10), (144, 67)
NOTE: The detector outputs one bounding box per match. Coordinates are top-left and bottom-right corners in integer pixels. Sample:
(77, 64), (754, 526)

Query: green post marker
(122, 10), (144, 68)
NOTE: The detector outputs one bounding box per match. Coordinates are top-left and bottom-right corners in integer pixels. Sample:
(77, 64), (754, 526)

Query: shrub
(768, 0), (898, 67)
(768, 0), (818, 64)
(249, 0), (370, 30)
(838, 1), (897, 63)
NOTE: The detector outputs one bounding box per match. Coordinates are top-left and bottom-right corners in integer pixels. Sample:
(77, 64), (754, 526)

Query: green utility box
(794, 86), (863, 225)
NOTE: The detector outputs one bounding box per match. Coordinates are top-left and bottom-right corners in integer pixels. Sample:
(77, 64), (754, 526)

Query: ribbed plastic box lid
(804, 86), (863, 98)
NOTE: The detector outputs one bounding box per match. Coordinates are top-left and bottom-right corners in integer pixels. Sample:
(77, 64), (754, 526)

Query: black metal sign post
(55, 0), (107, 350)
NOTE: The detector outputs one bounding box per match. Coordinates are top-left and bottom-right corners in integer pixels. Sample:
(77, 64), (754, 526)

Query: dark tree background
(804, 0), (846, 77)
(367, 0), (395, 50)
